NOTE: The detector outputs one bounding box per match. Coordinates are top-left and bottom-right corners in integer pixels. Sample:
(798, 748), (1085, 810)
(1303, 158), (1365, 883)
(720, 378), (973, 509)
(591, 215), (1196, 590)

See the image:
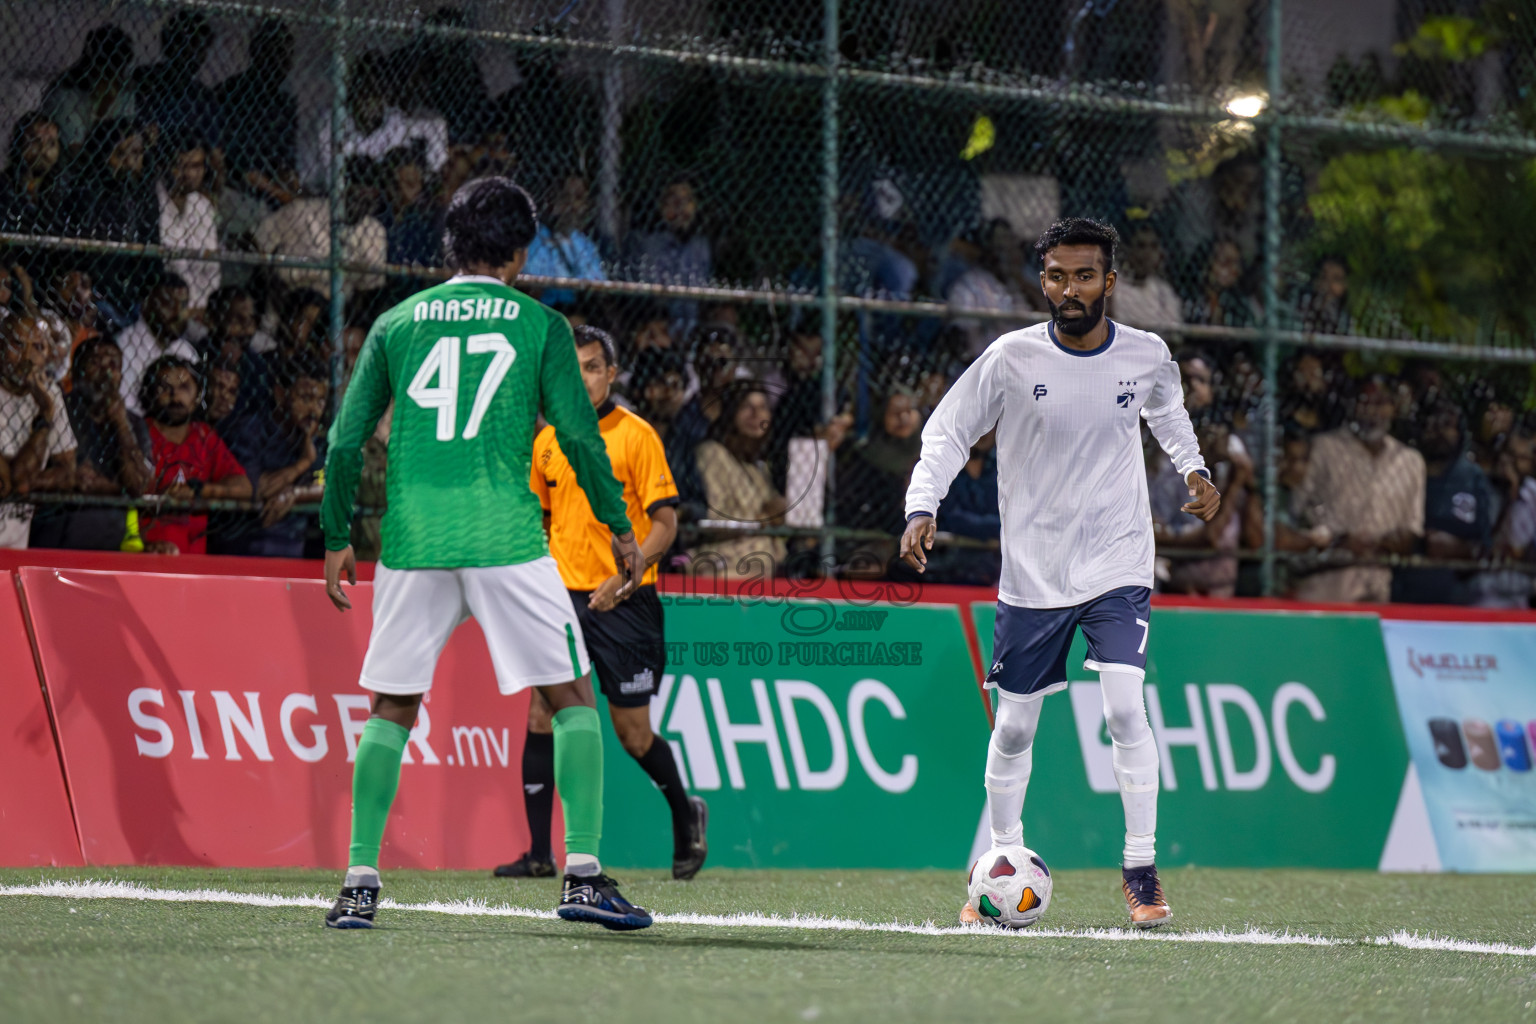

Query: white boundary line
(2, 880), (1533, 957)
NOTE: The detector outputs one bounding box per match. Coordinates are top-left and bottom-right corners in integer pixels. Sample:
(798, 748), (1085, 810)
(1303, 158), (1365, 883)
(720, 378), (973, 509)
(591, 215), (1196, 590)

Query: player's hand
(588, 574), (631, 613)
(899, 513), (936, 572)
(1183, 472), (1221, 522)
(325, 545), (357, 612)
(611, 530), (645, 588)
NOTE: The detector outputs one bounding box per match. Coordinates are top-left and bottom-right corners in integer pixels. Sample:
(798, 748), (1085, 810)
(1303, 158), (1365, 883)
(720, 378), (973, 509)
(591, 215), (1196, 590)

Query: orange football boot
(1121, 864), (1172, 928)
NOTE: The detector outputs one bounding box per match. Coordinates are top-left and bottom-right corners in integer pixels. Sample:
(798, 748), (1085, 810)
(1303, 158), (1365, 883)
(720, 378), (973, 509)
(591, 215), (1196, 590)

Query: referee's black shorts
(568, 584), (667, 708)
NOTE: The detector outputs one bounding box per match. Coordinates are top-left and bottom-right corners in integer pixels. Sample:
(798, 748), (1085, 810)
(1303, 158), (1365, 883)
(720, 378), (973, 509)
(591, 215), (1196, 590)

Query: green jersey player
(318, 177), (652, 931)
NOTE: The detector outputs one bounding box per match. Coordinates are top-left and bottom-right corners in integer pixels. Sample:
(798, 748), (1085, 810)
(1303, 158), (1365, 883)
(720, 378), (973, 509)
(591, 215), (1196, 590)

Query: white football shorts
(359, 557), (591, 695)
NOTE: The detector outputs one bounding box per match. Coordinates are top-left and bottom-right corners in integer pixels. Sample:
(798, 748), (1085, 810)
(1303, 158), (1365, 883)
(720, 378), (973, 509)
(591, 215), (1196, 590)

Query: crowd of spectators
(1139, 349), (1536, 609)
(0, 9), (1534, 607)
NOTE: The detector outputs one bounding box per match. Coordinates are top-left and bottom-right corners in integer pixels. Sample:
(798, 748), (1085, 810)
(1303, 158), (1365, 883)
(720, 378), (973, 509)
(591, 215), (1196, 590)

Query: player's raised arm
(901, 342), (1007, 570)
(319, 313), (393, 609)
(1142, 345), (1220, 522)
(537, 312), (639, 578)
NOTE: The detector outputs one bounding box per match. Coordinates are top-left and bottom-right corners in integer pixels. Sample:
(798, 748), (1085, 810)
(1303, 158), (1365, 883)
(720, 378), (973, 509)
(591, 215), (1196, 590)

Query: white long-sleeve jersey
(905, 319), (1206, 608)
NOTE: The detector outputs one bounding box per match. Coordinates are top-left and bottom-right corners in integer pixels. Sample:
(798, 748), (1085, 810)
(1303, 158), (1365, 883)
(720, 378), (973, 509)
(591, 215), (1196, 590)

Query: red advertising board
(0, 572), (82, 866)
(19, 567), (542, 869)
(0, 548), (378, 581)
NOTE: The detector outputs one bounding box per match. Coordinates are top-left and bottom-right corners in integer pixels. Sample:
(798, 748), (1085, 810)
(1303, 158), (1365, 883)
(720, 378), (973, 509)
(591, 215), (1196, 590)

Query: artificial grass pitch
(2, 866), (1534, 1024)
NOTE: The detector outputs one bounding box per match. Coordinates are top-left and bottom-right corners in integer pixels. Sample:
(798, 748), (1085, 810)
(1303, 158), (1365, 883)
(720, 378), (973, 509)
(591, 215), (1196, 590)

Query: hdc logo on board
(125, 674), (919, 794)
(643, 674), (917, 794)
(1070, 681), (1337, 794)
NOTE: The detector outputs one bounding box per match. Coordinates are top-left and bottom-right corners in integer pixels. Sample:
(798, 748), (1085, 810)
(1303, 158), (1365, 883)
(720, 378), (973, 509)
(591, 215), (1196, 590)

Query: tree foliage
(1306, 10), (1536, 344)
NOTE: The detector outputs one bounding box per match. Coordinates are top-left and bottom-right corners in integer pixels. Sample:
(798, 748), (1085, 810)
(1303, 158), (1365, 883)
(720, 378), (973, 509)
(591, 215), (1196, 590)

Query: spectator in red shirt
(139, 355), (250, 554)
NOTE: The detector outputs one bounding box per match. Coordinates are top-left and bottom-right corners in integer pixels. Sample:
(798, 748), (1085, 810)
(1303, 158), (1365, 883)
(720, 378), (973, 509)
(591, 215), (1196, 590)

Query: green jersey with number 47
(321, 275), (631, 568)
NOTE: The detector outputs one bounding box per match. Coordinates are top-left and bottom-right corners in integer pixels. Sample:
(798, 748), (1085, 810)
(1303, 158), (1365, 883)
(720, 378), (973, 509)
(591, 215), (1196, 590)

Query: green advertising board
(593, 595), (1408, 872)
(597, 595), (992, 869)
(971, 603), (1408, 869)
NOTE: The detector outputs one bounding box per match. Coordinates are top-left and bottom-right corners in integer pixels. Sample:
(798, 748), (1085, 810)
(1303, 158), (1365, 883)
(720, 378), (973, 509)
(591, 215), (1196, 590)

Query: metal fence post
(328, 0), (349, 395)
(818, 0), (840, 570)
(1260, 0), (1283, 596)
(599, 0), (625, 244)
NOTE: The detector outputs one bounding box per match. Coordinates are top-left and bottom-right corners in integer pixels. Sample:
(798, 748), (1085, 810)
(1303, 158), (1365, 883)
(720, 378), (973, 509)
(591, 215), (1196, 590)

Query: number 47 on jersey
(406, 333), (517, 442)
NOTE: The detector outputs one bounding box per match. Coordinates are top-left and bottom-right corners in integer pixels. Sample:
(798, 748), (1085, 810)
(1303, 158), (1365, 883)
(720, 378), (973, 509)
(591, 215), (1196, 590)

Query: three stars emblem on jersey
(1116, 380), (1139, 408)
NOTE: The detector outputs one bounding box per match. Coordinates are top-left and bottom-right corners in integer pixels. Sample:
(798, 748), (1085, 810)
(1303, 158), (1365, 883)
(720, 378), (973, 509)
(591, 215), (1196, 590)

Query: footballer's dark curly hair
(573, 324), (618, 368)
(1033, 217), (1119, 273)
(442, 176), (539, 271)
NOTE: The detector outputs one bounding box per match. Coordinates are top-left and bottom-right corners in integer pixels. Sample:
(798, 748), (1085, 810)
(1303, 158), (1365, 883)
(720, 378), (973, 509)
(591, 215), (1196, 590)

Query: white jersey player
(901, 218), (1220, 929)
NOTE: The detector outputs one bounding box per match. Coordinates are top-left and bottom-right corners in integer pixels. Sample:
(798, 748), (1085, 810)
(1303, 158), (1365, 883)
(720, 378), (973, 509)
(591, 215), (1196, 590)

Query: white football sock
(344, 866), (380, 888)
(1100, 669), (1158, 868)
(985, 694), (1041, 849)
(564, 852), (602, 878)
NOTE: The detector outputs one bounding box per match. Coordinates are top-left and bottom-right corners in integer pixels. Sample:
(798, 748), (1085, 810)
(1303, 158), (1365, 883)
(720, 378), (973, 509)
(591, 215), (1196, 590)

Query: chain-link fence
(1, 0), (1535, 604)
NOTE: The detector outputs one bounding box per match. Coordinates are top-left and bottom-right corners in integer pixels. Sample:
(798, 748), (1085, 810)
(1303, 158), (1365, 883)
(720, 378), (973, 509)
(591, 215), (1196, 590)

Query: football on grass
(967, 845), (1052, 928)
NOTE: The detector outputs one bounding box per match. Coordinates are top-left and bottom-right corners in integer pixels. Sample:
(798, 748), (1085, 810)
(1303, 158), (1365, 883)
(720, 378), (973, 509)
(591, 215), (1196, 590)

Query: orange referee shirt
(531, 400), (680, 591)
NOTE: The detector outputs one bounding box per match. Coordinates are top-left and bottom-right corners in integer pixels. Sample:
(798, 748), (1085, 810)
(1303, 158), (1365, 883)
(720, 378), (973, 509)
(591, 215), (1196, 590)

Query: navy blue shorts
(984, 586), (1151, 699)
(569, 585), (666, 708)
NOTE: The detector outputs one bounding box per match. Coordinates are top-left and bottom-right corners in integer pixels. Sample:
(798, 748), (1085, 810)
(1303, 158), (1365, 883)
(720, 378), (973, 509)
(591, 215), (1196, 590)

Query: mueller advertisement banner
(598, 594), (991, 869)
(19, 567), (539, 869)
(970, 603), (1411, 869)
(0, 572), (82, 866)
(1381, 620), (1536, 872)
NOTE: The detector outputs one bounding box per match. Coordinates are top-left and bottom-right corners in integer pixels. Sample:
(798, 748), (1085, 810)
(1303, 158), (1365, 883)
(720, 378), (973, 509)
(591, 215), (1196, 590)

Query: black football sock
(521, 730), (555, 862)
(634, 737), (692, 853)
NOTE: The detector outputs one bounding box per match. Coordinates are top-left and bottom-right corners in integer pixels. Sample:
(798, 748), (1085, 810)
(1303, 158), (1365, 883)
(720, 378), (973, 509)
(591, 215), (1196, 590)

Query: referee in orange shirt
(496, 325), (708, 881)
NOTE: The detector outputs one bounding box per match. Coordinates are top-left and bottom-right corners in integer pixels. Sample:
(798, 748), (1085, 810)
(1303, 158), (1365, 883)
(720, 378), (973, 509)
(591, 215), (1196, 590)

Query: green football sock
(347, 717), (410, 869)
(552, 705), (604, 858)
